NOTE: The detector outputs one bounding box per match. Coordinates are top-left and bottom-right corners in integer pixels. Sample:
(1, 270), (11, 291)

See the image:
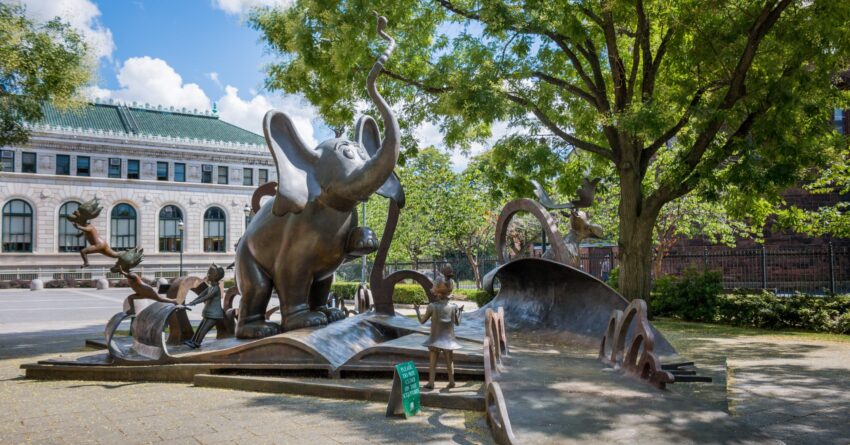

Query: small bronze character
(183, 264), (226, 349)
(111, 248), (177, 314)
(414, 265), (464, 389)
(68, 198), (120, 267)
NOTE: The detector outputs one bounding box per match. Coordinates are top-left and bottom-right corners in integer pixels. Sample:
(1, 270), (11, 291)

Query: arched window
(110, 204), (137, 251)
(159, 205), (183, 252)
(2, 200), (33, 252)
(58, 201), (85, 252)
(203, 207), (227, 252)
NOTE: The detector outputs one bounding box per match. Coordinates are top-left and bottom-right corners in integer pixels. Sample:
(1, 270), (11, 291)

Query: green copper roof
(38, 102), (265, 146)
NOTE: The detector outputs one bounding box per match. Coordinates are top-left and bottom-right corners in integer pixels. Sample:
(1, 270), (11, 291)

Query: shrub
(651, 267), (722, 322)
(457, 289), (494, 307)
(703, 290), (850, 334)
(223, 279), (236, 289)
(45, 279), (67, 288)
(331, 282), (360, 300)
(0, 281), (10, 289)
(606, 267), (619, 289)
(330, 281), (491, 306)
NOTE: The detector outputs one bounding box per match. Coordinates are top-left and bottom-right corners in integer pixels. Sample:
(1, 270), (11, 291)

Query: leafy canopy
(0, 3), (91, 147)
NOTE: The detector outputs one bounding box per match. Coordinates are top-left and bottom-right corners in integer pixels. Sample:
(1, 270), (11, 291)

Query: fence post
(829, 242), (836, 295)
(703, 247), (708, 268)
(761, 245), (767, 290)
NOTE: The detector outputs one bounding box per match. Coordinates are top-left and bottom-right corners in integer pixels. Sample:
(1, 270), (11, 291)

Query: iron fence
(1, 244), (845, 294)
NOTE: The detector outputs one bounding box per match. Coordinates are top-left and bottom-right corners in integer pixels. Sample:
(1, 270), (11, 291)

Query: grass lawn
(653, 317), (850, 344)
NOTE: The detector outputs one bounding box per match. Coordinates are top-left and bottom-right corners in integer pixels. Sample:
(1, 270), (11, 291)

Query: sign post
(386, 361), (420, 418)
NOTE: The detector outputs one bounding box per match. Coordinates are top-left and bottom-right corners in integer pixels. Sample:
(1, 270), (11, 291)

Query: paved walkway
(0, 316), (492, 444)
(661, 329), (850, 445)
(495, 333), (776, 444)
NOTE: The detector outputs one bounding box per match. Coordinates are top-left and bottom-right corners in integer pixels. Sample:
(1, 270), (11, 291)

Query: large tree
(0, 3), (90, 148)
(252, 1), (850, 300)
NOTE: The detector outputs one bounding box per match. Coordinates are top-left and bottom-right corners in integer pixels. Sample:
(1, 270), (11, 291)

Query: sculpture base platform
(23, 312), (486, 381)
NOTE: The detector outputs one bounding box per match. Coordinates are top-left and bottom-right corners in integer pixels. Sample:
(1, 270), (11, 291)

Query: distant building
(0, 101), (276, 277)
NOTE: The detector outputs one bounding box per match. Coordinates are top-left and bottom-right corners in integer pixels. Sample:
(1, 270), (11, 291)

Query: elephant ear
(355, 115), (405, 208)
(264, 110), (321, 216)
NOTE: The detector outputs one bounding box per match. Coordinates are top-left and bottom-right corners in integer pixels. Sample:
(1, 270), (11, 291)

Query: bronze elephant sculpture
(234, 16), (402, 338)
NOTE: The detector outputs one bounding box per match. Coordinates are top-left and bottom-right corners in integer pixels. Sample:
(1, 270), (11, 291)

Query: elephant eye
(343, 147), (355, 159)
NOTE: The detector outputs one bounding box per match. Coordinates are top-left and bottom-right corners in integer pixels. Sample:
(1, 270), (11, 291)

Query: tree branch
(504, 92), (613, 160)
(531, 71), (597, 107)
(640, 86), (708, 174)
(382, 69), (451, 94)
(601, 10), (628, 111)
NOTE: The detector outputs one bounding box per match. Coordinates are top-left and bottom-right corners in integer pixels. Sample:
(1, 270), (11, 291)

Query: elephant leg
(309, 276), (345, 323)
(235, 253), (279, 339)
(277, 271), (327, 332)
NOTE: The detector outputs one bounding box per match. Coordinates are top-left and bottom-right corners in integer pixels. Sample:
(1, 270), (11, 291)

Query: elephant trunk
(348, 15), (400, 200)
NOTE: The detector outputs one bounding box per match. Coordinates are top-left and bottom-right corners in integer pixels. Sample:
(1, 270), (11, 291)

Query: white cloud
(217, 85), (319, 146)
(18, 0), (115, 60)
(206, 71), (222, 89)
(86, 57), (321, 144)
(211, 0), (293, 15)
(414, 120), (513, 171)
(87, 56), (211, 111)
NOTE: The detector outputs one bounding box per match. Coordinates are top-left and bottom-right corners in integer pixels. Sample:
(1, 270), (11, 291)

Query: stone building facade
(0, 102), (276, 277)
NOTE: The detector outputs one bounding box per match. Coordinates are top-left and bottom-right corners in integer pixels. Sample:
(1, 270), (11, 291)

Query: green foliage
(651, 276), (850, 334)
(606, 267), (619, 289)
(713, 291), (850, 334)
(331, 281), (488, 305)
(0, 3), (91, 146)
(252, 0), (850, 301)
(652, 267), (722, 322)
(460, 289), (494, 307)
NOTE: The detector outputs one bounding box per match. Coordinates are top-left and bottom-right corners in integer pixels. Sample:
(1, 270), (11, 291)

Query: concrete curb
(194, 374), (485, 411)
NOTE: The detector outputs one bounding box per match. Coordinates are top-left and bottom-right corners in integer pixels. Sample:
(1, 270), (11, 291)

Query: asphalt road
(0, 287), (211, 334)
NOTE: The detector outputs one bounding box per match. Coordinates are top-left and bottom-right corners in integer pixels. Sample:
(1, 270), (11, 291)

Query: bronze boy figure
(67, 198), (120, 268)
(414, 265), (464, 389)
(183, 264), (225, 349)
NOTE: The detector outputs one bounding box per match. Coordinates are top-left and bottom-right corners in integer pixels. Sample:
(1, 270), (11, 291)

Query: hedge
(651, 268), (850, 334)
(330, 281), (491, 306)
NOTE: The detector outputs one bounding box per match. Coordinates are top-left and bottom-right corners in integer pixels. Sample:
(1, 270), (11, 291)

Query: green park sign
(386, 361), (421, 418)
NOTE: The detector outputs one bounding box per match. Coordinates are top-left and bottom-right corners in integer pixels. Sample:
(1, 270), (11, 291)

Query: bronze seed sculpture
(414, 265), (464, 389)
(234, 15), (402, 338)
(67, 198), (120, 267)
(183, 264), (226, 349)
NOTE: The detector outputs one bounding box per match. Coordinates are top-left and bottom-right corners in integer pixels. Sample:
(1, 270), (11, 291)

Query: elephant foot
(316, 306), (346, 323)
(282, 310), (327, 331)
(235, 319), (280, 339)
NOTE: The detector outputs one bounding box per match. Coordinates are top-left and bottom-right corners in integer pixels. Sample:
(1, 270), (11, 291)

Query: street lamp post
(243, 204), (252, 233)
(177, 219), (184, 277)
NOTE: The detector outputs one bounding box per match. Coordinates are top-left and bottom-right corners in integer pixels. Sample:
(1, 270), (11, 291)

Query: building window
(56, 155), (71, 175)
(58, 201), (85, 252)
(202, 164), (213, 183)
(0, 150), (14, 172)
(243, 168), (253, 186)
(218, 166), (228, 184)
(203, 207), (227, 252)
(174, 163), (186, 182)
(835, 108), (846, 135)
(157, 162), (169, 181)
(110, 204), (137, 251)
(77, 156), (90, 176)
(259, 168), (268, 184)
(127, 159), (140, 179)
(108, 158), (121, 178)
(159, 205), (183, 252)
(2, 199), (33, 252)
(22, 152), (36, 173)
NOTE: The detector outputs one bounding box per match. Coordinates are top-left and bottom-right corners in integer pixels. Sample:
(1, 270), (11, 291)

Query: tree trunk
(616, 164), (657, 301)
(462, 246), (482, 289)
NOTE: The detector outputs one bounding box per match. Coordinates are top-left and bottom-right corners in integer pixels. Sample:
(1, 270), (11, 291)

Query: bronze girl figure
(183, 264), (225, 349)
(414, 265), (464, 389)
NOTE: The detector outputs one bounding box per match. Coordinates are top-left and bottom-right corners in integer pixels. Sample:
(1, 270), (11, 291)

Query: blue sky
(14, 0), (498, 169)
(95, 0), (267, 100)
